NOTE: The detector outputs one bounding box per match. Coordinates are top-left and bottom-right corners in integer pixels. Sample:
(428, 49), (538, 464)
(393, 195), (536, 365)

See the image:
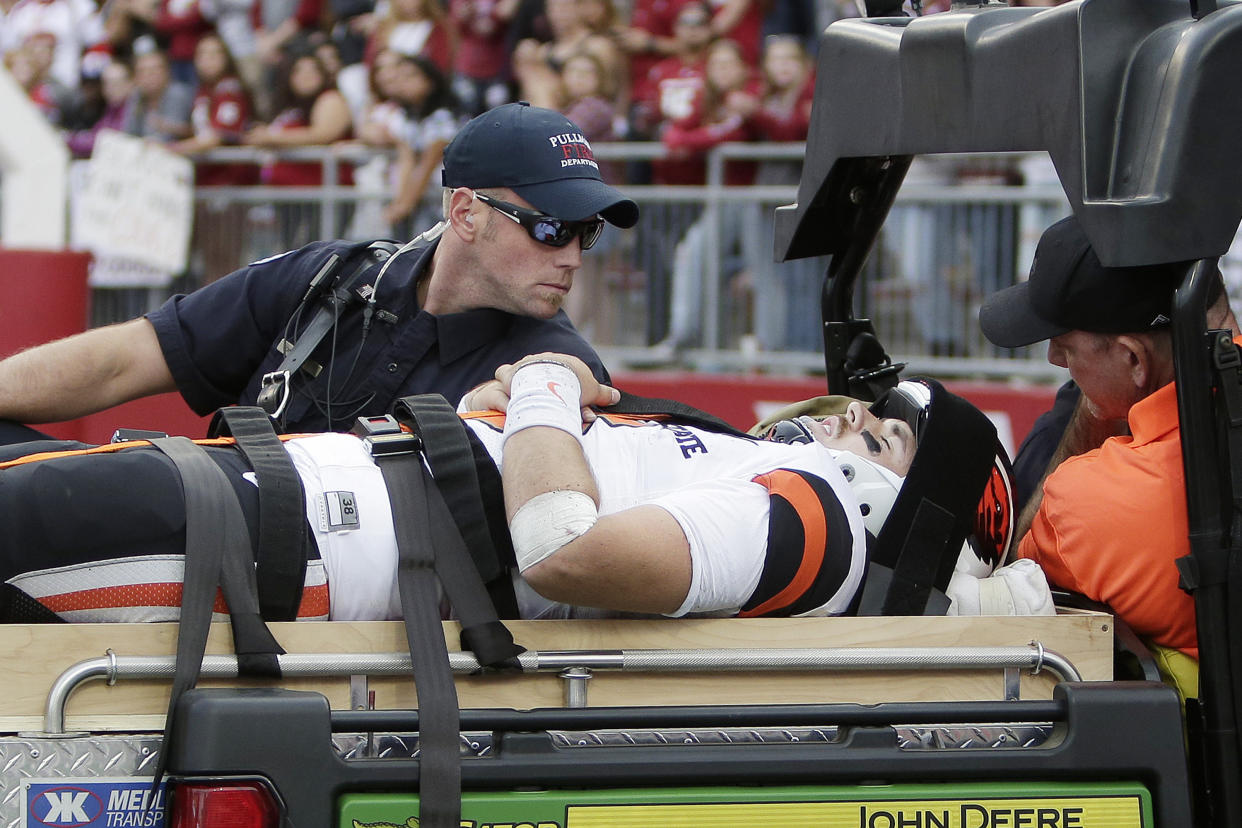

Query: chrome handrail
(42, 642), (1079, 734)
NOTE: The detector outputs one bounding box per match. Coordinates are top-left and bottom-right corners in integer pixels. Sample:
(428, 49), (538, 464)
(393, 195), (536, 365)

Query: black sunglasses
(474, 193), (605, 250)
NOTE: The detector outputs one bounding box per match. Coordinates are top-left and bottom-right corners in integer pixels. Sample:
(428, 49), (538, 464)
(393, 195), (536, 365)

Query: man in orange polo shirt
(978, 215), (1238, 659)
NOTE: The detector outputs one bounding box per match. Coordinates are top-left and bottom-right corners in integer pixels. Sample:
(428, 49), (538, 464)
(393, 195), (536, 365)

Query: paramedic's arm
(0, 318), (175, 422)
(497, 355), (690, 613)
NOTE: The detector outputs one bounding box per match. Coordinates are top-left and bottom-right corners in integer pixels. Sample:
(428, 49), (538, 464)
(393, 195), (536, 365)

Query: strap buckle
(1210, 331), (1242, 428)
(1212, 329), (1241, 371)
(258, 371), (292, 419)
(352, 414), (421, 456)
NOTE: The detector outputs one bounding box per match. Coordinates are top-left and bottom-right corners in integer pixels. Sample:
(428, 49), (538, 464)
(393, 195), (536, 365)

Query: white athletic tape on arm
(502, 361), (583, 446)
(509, 489), (599, 572)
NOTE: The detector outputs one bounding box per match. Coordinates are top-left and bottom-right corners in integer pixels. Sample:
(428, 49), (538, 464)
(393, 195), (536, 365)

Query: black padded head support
(859, 378), (1000, 615)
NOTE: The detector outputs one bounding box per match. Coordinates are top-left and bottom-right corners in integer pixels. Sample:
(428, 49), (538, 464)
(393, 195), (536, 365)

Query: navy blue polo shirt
(146, 238), (610, 432)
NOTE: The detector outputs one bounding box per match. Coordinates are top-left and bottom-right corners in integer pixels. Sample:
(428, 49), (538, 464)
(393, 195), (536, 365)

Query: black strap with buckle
(208, 406), (309, 621)
(392, 395), (520, 619)
(356, 414), (523, 828)
(146, 436), (285, 801)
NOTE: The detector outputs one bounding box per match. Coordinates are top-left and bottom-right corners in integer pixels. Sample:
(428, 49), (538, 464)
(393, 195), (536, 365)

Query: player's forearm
(497, 356), (612, 515)
(501, 427), (598, 518)
(0, 320), (176, 423)
(503, 429), (688, 614)
(497, 357), (689, 614)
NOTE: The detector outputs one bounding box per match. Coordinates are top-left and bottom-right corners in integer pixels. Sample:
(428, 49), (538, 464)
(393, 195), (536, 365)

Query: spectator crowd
(1, 0), (1065, 349)
(0, 0), (845, 193)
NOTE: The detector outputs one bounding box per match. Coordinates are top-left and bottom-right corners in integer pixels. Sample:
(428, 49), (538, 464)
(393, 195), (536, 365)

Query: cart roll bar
(1172, 259), (1242, 823)
(42, 644), (1080, 734)
(777, 1), (1242, 822)
(775, 0), (1242, 268)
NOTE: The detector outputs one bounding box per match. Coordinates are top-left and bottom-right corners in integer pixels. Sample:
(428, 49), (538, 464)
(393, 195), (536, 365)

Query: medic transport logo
(23, 780), (166, 828)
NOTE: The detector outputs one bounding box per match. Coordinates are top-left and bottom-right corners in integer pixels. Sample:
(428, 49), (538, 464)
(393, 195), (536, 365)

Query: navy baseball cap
(442, 102), (639, 228)
(979, 215), (1190, 348)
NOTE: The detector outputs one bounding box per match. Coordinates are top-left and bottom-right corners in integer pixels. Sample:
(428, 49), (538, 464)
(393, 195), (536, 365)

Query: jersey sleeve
(655, 466), (863, 618)
(740, 467), (861, 617)
(652, 477), (770, 617)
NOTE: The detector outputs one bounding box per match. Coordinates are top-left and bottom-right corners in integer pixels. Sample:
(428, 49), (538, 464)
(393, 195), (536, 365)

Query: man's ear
(1111, 335), (1147, 388)
(1116, 333), (1168, 394)
(446, 188), (477, 238)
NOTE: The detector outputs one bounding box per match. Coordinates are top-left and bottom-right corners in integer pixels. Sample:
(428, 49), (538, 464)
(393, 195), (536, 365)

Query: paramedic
(0, 102), (638, 439)
(979, 214), (1238, 658)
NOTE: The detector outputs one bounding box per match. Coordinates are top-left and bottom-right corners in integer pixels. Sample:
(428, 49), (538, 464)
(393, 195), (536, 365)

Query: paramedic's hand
(490, 353), (620, 422)
(459, 380), (509, 414)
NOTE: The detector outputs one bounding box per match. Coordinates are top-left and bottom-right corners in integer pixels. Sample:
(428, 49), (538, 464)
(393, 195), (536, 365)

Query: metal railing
(84, 143), (1072, 382)
(42, 641), (1078, 731)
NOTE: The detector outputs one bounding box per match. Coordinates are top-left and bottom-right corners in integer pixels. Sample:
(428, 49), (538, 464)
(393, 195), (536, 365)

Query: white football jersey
(286, 413), (868, 621)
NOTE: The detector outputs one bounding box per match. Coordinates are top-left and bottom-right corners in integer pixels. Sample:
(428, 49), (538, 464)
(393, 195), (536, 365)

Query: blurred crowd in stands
(0, 0), (1072, 202)
(5, 0), (1029, 216)
(1, 0), (1068, 355)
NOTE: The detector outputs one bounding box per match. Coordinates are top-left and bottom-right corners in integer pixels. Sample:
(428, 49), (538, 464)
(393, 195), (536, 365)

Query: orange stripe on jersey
(461, 411), (507, 429)
(740, 470), (828, 617)
(0, 431), (324, 470)
(38, 583), (230, 614)
(296, 582), (331, 618)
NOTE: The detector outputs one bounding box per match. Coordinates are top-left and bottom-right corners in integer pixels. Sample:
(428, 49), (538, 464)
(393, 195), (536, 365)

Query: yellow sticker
(566, 796), (1145, 828)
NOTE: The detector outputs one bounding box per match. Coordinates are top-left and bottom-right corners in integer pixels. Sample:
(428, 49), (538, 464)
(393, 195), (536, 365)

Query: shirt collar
(1126, 380), (1179, 446)
(435, 308), (512, 363)
(405, 236), (523, 363)
(1128, 334), (1242, 445)
(394, 238), (438, 316)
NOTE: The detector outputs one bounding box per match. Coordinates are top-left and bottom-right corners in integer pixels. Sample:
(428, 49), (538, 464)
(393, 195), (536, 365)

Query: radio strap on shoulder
(147, 436), (285, 797)
(258, 240), (400, 420)
(208, 406), (308, 621)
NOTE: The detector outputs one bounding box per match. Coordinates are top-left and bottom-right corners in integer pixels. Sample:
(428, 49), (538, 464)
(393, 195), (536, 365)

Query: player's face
(470, 189), (586, 320)
(803, 402), (917, 476)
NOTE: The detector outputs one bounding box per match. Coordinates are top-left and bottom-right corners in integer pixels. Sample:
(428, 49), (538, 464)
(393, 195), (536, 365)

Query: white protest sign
(73, 130), (194, 284)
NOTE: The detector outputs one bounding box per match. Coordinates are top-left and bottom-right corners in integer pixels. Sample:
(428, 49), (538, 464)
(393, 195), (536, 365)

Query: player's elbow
(521, 546), (590, 604)
(509, 489), (599, 576)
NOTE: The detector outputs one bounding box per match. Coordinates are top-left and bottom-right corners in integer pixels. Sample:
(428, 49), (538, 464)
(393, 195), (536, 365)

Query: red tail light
(169, 783), (280, 828)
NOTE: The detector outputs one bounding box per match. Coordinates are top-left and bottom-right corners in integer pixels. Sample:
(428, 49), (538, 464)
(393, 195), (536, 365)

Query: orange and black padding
(739, 468), (857, 617)
(0, 433), (326, 623)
